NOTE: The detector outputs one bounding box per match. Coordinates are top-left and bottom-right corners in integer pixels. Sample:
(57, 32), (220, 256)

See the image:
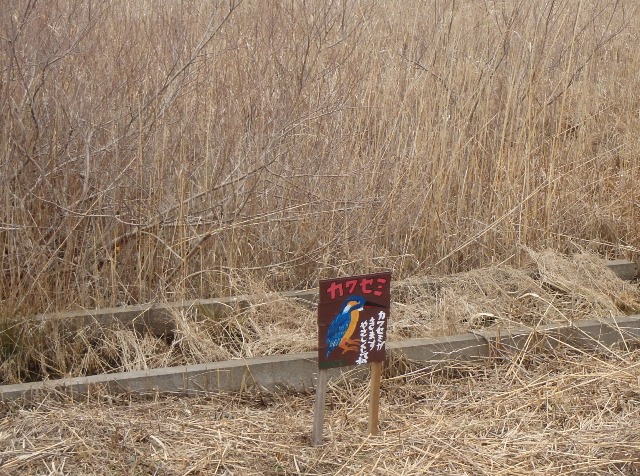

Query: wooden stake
(312, 369), (328, 446)
(368, 361), (383, 436)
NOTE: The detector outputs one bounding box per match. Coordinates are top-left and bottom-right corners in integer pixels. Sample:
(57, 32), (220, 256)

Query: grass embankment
(1, 2), (639, 381)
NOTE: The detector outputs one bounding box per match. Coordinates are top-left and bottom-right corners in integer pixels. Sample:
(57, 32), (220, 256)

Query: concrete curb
(20, 259), (638, 337)
(2, 314), (638, 401)
(607, 259), (638, 281)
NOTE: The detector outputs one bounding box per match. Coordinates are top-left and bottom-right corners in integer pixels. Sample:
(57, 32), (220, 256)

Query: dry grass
(1, 343), (639, 475)
(2, 3), (640, 470)
(392, 249), (640, 338)
(1, 0), (639, 321)
(3, 0), (640, 374)
(0, 250), (638, 385)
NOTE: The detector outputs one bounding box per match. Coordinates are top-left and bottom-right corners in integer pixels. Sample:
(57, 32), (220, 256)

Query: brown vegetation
(1, 248), (638, 385)
(1, 0), (639, 320)
(2, 3), (640, 472)
(2, 343), (639, 475)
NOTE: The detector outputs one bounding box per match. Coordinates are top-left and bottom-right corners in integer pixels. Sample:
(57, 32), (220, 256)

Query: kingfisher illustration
(326, 295), (373, 358)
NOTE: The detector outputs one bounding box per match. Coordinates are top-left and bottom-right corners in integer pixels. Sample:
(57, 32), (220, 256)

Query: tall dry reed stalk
(1, 0), (638, 319)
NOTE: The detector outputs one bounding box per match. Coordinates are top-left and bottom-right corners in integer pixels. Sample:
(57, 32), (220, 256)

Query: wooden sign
(317, 272), (392, 369)
(312, 272), (391, 446)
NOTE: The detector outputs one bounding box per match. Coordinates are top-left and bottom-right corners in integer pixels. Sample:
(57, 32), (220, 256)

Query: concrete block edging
(1, 314), (639, 401)
(21, 259), (638, 338)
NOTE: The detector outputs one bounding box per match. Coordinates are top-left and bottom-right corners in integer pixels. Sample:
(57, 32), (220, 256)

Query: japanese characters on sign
(318, 272), (391, 370)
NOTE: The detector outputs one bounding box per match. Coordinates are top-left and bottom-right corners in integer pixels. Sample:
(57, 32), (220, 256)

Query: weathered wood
(312, 369), (328, 446)
(368, 361), (383, 436)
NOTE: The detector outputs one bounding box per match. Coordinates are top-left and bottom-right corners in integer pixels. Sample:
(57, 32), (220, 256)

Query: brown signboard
(318, 272), (391, 370)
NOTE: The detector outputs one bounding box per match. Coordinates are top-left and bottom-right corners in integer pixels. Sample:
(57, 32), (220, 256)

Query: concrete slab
(607, 259), (637, 281)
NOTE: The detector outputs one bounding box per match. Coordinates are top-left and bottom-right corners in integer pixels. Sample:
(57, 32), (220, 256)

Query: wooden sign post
(311, 368), (328, 446)
(312, 272), (391, 446)
(368, 361), (382, 436)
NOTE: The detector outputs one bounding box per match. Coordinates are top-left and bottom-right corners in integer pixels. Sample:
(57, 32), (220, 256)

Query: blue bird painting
(325, 295), (368, 359)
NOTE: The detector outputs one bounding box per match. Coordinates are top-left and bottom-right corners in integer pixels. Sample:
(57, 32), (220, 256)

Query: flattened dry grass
(1, 250), (638, 384)
(391, 249), (640, 338)
(1, 344), (639, 475)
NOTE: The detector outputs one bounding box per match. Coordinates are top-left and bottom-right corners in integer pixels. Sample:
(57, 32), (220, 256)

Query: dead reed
(1, 0), (639, 321)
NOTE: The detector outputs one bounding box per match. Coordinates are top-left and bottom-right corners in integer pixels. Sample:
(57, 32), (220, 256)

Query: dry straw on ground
(1, 343), (639, 475)
(1, 250), (638, 386)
